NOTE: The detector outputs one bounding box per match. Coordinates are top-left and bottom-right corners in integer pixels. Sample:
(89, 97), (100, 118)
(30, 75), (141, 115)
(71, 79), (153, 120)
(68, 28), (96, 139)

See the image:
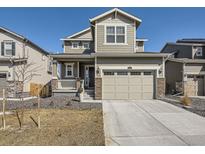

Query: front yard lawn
(0, 108), (105, 146)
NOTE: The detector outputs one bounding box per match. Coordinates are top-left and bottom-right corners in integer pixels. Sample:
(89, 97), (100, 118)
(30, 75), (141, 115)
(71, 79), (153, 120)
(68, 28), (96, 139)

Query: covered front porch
(51, 54), (95, 97)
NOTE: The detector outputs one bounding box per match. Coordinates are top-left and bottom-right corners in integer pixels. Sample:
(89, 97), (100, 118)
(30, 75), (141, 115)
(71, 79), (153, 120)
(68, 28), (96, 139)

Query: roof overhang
(62, 27), (91, 40)
(94, 52), (169, 58)
(60, 38), (93, 41)
(50, 53), (95, 59)
(168, 58), (205, 64)
(136, 38), (148, 42)
(89, 8), (142, 25)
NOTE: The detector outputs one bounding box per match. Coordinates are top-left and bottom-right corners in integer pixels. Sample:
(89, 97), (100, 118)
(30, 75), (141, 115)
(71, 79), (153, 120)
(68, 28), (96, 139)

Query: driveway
(103, 100), (205, 146)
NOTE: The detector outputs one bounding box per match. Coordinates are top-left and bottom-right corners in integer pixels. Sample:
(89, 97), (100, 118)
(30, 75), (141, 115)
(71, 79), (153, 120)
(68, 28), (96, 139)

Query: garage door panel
(102, 70), (154, 100)
(115, 93), (129, 99)
(142, 93), (153, 99)
(129, 93), (142, 99)
(103, 78), (115, 85)
(143, 86), (153, 92)
(103, 85), (115, 92)
(115, 78), (128, 85)
(103, 92), (115, 99)
(129, 86), (141, 92)
(129, 78), (141, 84)
(116, 86), (129, 92)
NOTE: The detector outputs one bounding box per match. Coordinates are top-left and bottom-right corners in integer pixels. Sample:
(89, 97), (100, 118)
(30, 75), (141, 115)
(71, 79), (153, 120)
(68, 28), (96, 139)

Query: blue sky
(0, 7), (205, 53)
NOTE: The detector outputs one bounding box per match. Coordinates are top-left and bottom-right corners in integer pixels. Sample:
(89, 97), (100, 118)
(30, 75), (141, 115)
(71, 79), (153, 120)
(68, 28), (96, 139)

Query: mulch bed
(161, 95), (205, 117)
(0, 96), (102, 111)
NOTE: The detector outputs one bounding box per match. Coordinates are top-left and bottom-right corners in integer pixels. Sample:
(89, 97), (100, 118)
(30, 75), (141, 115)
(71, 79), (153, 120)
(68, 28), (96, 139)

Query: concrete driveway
(103, 100), (205, 146)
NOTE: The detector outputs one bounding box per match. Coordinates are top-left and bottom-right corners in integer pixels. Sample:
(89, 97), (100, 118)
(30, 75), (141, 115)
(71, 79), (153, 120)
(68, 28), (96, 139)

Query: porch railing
(57, 79), (76, 90)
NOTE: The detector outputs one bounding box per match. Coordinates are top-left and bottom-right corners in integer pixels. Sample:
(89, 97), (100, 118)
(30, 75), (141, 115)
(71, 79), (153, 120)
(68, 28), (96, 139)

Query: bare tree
(11, 58), (42, 128)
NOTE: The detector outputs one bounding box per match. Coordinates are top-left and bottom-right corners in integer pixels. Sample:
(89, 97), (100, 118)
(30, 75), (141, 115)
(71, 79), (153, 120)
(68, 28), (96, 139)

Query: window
(116, 26), (125, 43)
(104, 71), (114, 76)
(130, 72), (141, 76)
(194, 46), (203, 56)
(106, 26), (126, 44)
(106, 26), (115, 43)
(82, 42), (90, 49)
(4, 41), (13, 56)
(117, 71), (128, 75)
(144, 72), (152, 75)
(65, 63), (74, 77)
(71, 42), (79, 49)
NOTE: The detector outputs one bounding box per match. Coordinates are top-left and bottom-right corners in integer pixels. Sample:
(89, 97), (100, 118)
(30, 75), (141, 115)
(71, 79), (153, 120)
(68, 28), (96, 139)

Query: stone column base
(95, 78), (102, 100)
(156, 78), (165, 99)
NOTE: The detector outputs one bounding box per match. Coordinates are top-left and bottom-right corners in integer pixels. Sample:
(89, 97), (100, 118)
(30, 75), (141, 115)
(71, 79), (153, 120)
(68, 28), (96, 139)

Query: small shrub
(181, 95), (192, 106)
(78, 87), (83, 93)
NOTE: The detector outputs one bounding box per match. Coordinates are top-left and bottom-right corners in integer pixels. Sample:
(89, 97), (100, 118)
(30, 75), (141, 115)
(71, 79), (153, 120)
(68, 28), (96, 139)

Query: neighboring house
(51, 8), (169, 100)
(0, 27), (52, 97)
(161, 39), (205, 96)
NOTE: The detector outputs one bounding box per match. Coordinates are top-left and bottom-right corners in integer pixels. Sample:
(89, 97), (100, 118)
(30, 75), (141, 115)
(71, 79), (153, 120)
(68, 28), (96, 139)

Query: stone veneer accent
(95, 77), (102, 100)
(51, 79), (58, 90)
(156, 78), (165, 98)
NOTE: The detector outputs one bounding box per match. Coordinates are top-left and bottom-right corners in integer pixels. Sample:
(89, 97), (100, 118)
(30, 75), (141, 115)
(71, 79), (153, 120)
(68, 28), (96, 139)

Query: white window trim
(104, 25), (127, 45)
(71, 42), (80, 49)
(65, 63), (74, 77)
(4, 40), (13, 56)
(82, 42), (90, 49)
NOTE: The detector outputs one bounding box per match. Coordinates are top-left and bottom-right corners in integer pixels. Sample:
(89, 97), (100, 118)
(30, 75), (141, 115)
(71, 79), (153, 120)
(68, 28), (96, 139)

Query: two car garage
(102, 70), (155, 100)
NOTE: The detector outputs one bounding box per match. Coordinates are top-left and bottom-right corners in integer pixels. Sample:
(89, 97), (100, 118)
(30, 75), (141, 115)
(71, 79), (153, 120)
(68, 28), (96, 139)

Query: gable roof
(61, 27), (92, 40)
(89, 8), (142, 24)
(0, 26), (49, 55)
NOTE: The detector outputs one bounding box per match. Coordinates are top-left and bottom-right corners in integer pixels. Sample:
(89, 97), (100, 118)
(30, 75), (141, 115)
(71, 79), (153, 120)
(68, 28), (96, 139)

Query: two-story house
(51, 8), (169, 100)
(161, 39), (205, 96)
(0, 27), (52, 97)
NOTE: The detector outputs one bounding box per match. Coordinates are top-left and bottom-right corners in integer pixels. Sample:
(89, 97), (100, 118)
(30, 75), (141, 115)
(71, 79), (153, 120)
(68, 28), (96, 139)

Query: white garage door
(102, 70), (154, 100)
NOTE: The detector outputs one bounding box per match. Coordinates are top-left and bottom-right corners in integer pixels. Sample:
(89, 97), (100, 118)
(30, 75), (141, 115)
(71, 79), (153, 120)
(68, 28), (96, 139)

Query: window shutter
(12, 42), (15, 56)
(1, 42), (4, 56)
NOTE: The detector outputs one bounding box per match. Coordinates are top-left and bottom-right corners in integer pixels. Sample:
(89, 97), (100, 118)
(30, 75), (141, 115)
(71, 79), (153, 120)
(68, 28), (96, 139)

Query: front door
(85, 66), (94, 88)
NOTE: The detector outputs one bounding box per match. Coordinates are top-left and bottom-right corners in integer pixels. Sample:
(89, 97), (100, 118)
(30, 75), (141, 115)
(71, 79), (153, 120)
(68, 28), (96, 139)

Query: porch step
(83, 90), (94, 100)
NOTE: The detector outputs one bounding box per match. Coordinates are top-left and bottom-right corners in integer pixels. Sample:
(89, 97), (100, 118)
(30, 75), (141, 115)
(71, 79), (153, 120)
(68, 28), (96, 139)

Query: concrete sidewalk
(103, 100), (205, 146)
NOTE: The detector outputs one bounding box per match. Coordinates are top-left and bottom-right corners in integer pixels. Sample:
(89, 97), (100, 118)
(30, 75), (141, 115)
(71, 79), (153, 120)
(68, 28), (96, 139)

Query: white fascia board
(0, 27), (24, 40)
(136, 39), (149, 42)
(89, 8), (142, 23)
(60, 38), (93, 41)
(64, 27), (91, 39)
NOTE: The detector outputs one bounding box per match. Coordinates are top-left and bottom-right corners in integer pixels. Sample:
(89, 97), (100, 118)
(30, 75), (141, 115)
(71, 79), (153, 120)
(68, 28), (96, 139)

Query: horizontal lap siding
(96, 24), (134, 52)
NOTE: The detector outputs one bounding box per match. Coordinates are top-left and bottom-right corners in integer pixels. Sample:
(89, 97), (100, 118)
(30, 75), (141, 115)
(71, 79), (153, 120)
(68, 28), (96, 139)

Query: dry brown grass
(0, 109), (105, 146)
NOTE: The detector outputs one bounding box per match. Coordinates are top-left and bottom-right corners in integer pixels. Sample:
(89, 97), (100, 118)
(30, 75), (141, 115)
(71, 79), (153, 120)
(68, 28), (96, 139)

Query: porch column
(77, 61), (79, 78)
(52, 60), (58, 79)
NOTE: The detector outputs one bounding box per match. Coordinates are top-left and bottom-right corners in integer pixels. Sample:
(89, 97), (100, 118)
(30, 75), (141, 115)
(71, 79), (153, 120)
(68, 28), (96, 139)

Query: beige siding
(0, 31), (51, 92)
(72, 30), (92, 39)
(96, 57), (164, 78)
(96, 12), (135, 53)
(184, 63), (205, 74)
(64, 41), (94, 54)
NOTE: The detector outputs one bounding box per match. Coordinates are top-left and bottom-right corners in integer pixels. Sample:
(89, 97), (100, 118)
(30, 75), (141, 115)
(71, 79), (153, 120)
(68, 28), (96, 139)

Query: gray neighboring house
(0, 27), (52, 97)
(51, 8), (169, 100)
(161, 39), (205, 96)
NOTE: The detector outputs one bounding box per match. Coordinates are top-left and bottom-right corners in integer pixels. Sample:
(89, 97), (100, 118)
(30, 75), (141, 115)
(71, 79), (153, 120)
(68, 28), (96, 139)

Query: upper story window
(193, 46), (203, 57)
(65, 63), (74, 77)
(2, 41), (15, 56)
(82, 42), (90, 49)
(106, 26), (126, 44)
(71, 42), (79, 49)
